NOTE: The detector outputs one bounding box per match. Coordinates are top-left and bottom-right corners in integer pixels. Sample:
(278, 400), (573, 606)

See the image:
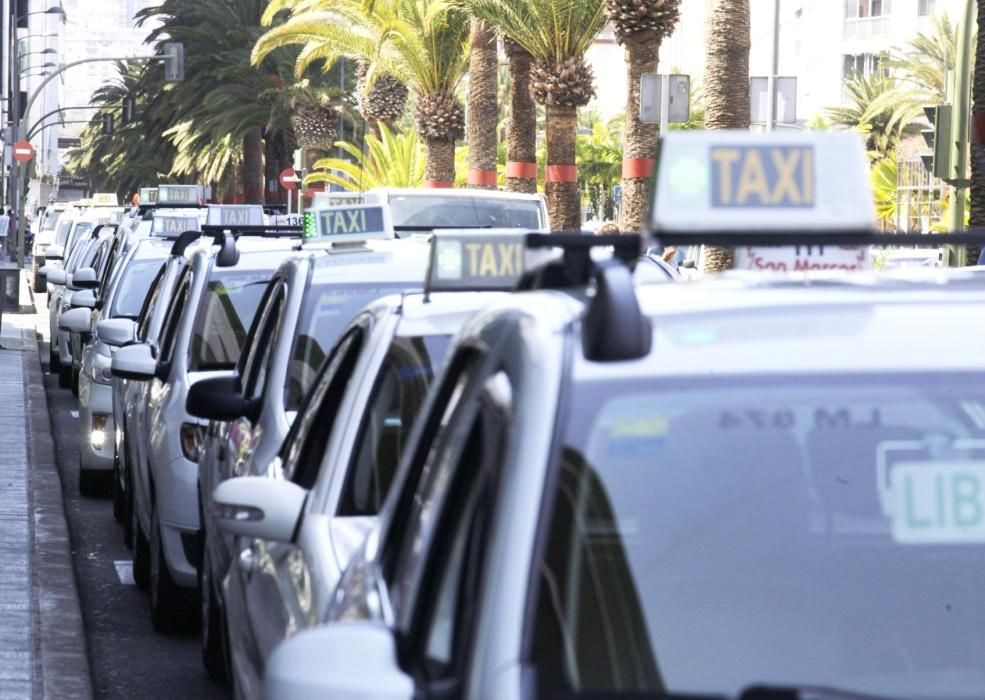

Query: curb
(24, 294), (94, 699)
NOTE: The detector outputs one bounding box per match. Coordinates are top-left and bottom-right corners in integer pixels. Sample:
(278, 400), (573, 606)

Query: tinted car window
(189, 271), (271, 371)
(533, 373), (985, 698)
(339, 334), (452, 516)
(41, 209), (62, 231)
(285, 283), (411, 410)
(388, 195), (542, 231)
(53, 219), (74, 246)
(112, 259), (166, 319)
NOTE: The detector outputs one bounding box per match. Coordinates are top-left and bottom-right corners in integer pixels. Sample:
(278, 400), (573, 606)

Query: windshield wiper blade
(741, 684), (898, 700)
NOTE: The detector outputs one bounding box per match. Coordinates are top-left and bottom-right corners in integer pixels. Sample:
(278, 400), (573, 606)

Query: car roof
(376, 291), (513, 338)
(132, 237), (174, 260)
(375, 187), (544, 203)
(206, 240), (300, 275)
(307, 238), (432, 286)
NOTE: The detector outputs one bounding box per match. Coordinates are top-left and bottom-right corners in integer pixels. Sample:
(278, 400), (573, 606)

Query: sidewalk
(0, 276), (91, 699)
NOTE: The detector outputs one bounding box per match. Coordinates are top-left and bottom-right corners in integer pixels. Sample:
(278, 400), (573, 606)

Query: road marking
(70, 411), (78, 418)
(114, 560), (135, 586)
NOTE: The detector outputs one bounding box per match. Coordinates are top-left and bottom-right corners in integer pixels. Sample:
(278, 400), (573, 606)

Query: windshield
(388, 195), (543, 232)
(64, 223), (94, 266)
(285, 283), (414, 409)
(534, 373), (985, 699)
(41, 209), (62, 232)
(53, 219), (74, 246)
(111, 259), (165, 319)
(189, 271), (272, 371)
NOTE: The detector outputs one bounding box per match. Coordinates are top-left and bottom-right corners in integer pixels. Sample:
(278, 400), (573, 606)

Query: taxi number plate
(891, 462), (985, 544)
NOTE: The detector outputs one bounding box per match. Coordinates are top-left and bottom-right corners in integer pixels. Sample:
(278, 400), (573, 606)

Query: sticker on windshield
(890, 461), (985, 544)
(605, 416), (668, 459)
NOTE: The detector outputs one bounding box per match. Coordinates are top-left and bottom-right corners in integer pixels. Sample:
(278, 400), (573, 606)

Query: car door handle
(238, 547), (257, 575)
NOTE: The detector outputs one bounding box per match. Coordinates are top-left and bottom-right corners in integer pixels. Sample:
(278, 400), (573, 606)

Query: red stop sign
(279, 168), (298, 191)
(12, 140), (35, 163)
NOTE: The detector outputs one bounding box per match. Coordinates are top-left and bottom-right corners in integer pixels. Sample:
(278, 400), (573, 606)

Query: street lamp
(16, 6), (67, 24)
(21, 62), (57, 75)
(20, 48), (56, 60)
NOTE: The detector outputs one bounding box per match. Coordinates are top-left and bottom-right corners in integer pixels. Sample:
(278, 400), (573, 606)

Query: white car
(209, 232), (520, 700)
(113, 230), (299, 631)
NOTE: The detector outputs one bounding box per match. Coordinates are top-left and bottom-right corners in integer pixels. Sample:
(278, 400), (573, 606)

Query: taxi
(190, 202), (431, 682)
(112, 208), (298, 631)
(207, 227), (531, 700)
(260, 132), (985, 700)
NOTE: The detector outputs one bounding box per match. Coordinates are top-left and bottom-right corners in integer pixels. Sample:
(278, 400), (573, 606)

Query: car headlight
(180, 423), (205, 462)
(90, 414), (109, 451)
(96, 366), (115, 384)
(93, 353), (114, 384)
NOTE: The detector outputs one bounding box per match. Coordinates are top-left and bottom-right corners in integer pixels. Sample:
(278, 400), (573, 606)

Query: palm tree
(971, 1), (985, 247)
(605, 0), (680, 233)
(467, 0), (607, 230)
(306, 123), (425, 189)
(467, 20), (499, 189)
(702, 0), (750, 273)
(826, 73), (923, 159)
(253, 0), (471, 186)
(503, 36), (537, 193)
(883, 13), (958, 104)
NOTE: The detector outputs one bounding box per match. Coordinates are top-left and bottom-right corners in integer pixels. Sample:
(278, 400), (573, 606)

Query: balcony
(844, 16), (890, 40)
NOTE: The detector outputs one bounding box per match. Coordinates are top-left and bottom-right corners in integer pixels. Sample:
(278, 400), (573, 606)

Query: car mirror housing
(69, 290), (96, 309)
(46, 269), (67, 285)
(212, 476), (306, 542)
(59, 307), (91, 334)
(96, 318), (136, 348)
(73, 267), (99, 289)
(186, 374), (255, 422)
(44, 245), (64, 261)
(264, 623), (413, 700)
(111, 342), (157, 381)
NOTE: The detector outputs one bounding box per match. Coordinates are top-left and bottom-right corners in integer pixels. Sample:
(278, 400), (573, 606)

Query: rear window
(388, 195), (543, 232)
(111, 259), (165, 319)
(189, 271), (272, 371)
(285, 283), (412, 409)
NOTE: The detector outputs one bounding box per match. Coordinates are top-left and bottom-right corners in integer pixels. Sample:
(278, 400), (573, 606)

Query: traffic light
(101, 113), (114, 136)
(922, 104), (953, 180)
(163, 42), (185, 82)
(122, 95), (137, 124)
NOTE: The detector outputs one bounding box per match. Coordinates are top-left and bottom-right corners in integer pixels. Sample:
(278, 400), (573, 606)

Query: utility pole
(765, 0), (780, 133)
(947, 0), (975, 264)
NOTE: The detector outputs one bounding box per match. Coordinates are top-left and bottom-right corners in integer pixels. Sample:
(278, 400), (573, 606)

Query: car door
(230, 325), (368, 690)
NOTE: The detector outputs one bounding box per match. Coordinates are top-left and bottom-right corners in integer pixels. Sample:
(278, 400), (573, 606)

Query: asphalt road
(40, 333), (226, 699)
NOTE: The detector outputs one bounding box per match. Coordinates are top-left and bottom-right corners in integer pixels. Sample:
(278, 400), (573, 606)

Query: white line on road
(70, 411), (78, 419)
(114, 560), (135, 586)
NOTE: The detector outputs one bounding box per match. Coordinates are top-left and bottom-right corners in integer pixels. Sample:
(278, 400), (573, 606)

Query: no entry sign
(12, 141), (34, 163)
(279, 168), (298, 191)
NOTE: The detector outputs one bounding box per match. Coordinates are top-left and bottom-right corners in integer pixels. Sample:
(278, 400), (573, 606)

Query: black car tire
(150, 501), (191, 632)
(32, 257), (45, 293)
(132, 503), (151, 589)
(111, 450), (124, 522)
(58, 363), (71, 389)
(123, 449), (134, 548)
(48, 344), (60, 372)
(199, 541), (228, 682)
(79, 462), (99, 497)
(71, 365), (80, 397)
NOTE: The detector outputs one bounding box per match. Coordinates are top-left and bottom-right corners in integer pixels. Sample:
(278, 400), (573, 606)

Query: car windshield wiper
(740, 684), (898, 700)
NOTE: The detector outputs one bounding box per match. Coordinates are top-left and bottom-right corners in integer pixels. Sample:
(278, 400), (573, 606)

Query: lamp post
(15, 6), (67, 24)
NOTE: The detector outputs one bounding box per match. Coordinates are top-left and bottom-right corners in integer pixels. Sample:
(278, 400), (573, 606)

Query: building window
(843, 53), (884, 79)
(918, 0), (935, 16)
(846, 0), (891, 18)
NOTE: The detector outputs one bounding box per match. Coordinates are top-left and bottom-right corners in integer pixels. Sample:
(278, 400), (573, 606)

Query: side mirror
(264, 623), (413, 700)
(46, 269), (67, 285)
(44, 245), (64, 261)
(212, 476), (306, 542)
(186, 374), (257, 422)
(111, 342), (157, 380)
(59, 307), (92, 334)
(96, 318), (136, 348)
(68, 290), (96, 309)
(73, 267), (99, 289)
(681, 259), (697, 270)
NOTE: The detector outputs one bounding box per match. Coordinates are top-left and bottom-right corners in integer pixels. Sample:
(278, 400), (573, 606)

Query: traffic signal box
(923, 104), (953, 182)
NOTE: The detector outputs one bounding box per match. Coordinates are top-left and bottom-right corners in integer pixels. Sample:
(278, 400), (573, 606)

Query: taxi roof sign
(156, 184), (204, 206)
(152, 214), (201, 236)
(206, 205), (265, 227)
(426, 231), (527, 293)
(139, 187), (158, 204)
(303, 203), (393, 245)
(92, 192), (119, 206)
(648, 131), (876, 235)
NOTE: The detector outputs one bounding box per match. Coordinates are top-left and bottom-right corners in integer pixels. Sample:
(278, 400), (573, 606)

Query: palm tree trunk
(242, 127), (264, 204)
(969, 0), (985, 264)
(467, 20), (499, 190)
(504, 38), (537, 194)
(702, 0), (751, 273)
(263, 134), (280, 206)
(619, 32), (660, 233)
(424, 138), (456, 186)
(545, 104), (580, 230)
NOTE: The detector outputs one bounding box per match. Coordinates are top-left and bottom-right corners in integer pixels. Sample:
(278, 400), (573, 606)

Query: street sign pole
(659, 74), (670, 136)
(766, 0), (780, 132)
